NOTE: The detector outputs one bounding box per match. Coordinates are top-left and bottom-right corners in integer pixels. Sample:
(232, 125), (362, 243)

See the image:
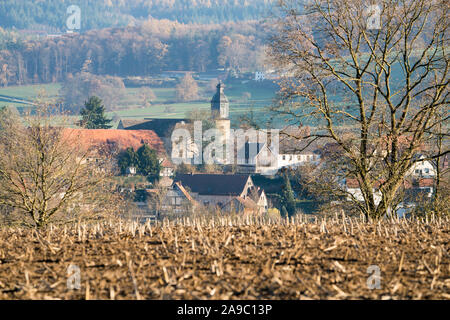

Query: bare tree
(140, 87), (157, 108)
(268, 0), (449, 218)
(0, 105), (118, 228)
(175, 73), (200, 102)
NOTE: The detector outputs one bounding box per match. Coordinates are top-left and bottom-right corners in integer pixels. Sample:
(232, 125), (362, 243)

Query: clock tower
(211, 81), (231, 146)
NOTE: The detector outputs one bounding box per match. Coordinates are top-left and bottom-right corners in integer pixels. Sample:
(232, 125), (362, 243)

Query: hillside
(0, 0), (275, 31)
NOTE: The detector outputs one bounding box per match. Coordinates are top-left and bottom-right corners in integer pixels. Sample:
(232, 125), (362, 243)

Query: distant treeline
(0, 20), (267, 86)
(0, 0), (274, 31)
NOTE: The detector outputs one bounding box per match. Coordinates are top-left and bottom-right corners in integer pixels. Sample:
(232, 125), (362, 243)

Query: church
(118, 82), (231, 165)
(210, 81), (231, 145)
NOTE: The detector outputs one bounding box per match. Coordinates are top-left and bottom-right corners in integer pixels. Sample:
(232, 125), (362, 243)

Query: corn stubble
(0, 215), (449, 300)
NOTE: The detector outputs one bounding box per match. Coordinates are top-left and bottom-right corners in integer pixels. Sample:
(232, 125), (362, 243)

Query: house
(221, 184), (269, 215)
(396, 180), (435, 218)
(62, 128), (165, 154)
(173, 174), (253, 207)
(237, 140), (321, 176)
(408, 155), (436, 178)
(277, 146), (321, 170)
(119, 118), (186, 155)
(237, 142), (278, 175)
(236, 125), (320, 175)
(61, 128), (166, 170)
(222, 196), (259, 215)
(159, 158), (175, 177)
(172, 174), (267, 213)
(247, 186), (269, 213)
(344, 175), (435, 209)
(344, 178), (382, 205)
(160, 182), (199, 214)
(416, 178), (434, 197)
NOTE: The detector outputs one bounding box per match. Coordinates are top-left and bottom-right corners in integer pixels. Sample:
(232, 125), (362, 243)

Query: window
(425, 168), (430, 173)
(282, 155), (286, 160)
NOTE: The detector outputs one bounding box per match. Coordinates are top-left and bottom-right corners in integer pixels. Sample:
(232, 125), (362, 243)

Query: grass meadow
(0, 80), (277, 126)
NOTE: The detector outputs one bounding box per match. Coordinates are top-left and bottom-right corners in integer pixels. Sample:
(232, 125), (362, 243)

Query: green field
(0, 83), (60, 99)
(0, 80), (278, 127)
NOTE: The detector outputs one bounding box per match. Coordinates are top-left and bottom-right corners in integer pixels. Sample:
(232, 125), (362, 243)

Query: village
(0, 0), (449, 303)
(61, 82), (446, 222)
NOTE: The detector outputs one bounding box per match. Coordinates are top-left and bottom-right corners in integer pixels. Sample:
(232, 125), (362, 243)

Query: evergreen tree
(136, 144), (160, 182)
(118, 147), (138, 175)
(79, 96), (112, 129)
(281, 173), (296, 217)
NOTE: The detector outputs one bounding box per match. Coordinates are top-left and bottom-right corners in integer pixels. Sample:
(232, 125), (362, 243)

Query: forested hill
(0, 0), (275, 31)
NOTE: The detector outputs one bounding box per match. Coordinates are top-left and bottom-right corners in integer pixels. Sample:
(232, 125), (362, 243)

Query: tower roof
(211, 81), (229, 119)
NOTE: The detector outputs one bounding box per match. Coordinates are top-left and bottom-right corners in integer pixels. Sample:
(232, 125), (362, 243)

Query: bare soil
(0, 217), (449, 300)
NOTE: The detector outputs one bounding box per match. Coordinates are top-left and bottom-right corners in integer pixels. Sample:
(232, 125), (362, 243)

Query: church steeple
(211, 81), (229, 119)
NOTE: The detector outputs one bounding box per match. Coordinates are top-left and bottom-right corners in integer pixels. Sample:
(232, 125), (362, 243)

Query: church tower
(211, 82), (231, 145)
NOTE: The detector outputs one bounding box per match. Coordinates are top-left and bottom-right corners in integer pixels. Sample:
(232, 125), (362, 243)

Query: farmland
(0, 80), (277, 126)
(0, 215), (449, 300)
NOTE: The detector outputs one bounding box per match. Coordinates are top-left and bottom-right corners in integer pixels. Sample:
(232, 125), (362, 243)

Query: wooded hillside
(0, 0), (274, 30)
(0, 20), (266, 86)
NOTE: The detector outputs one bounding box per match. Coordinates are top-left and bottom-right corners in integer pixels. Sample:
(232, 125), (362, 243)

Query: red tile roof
(346, 178), (360, 189)
(62, 129), (165, 154)
(419, 178), (434, 188)
(161, 158), (175, 168)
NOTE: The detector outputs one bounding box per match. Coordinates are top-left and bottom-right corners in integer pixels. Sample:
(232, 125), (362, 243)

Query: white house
(344, 178), (382, 205)
(237, 141), (321, 176)
(277, 148), (321, 170)
(408, 155), (436, 178)
(159, 158), (175, 177)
